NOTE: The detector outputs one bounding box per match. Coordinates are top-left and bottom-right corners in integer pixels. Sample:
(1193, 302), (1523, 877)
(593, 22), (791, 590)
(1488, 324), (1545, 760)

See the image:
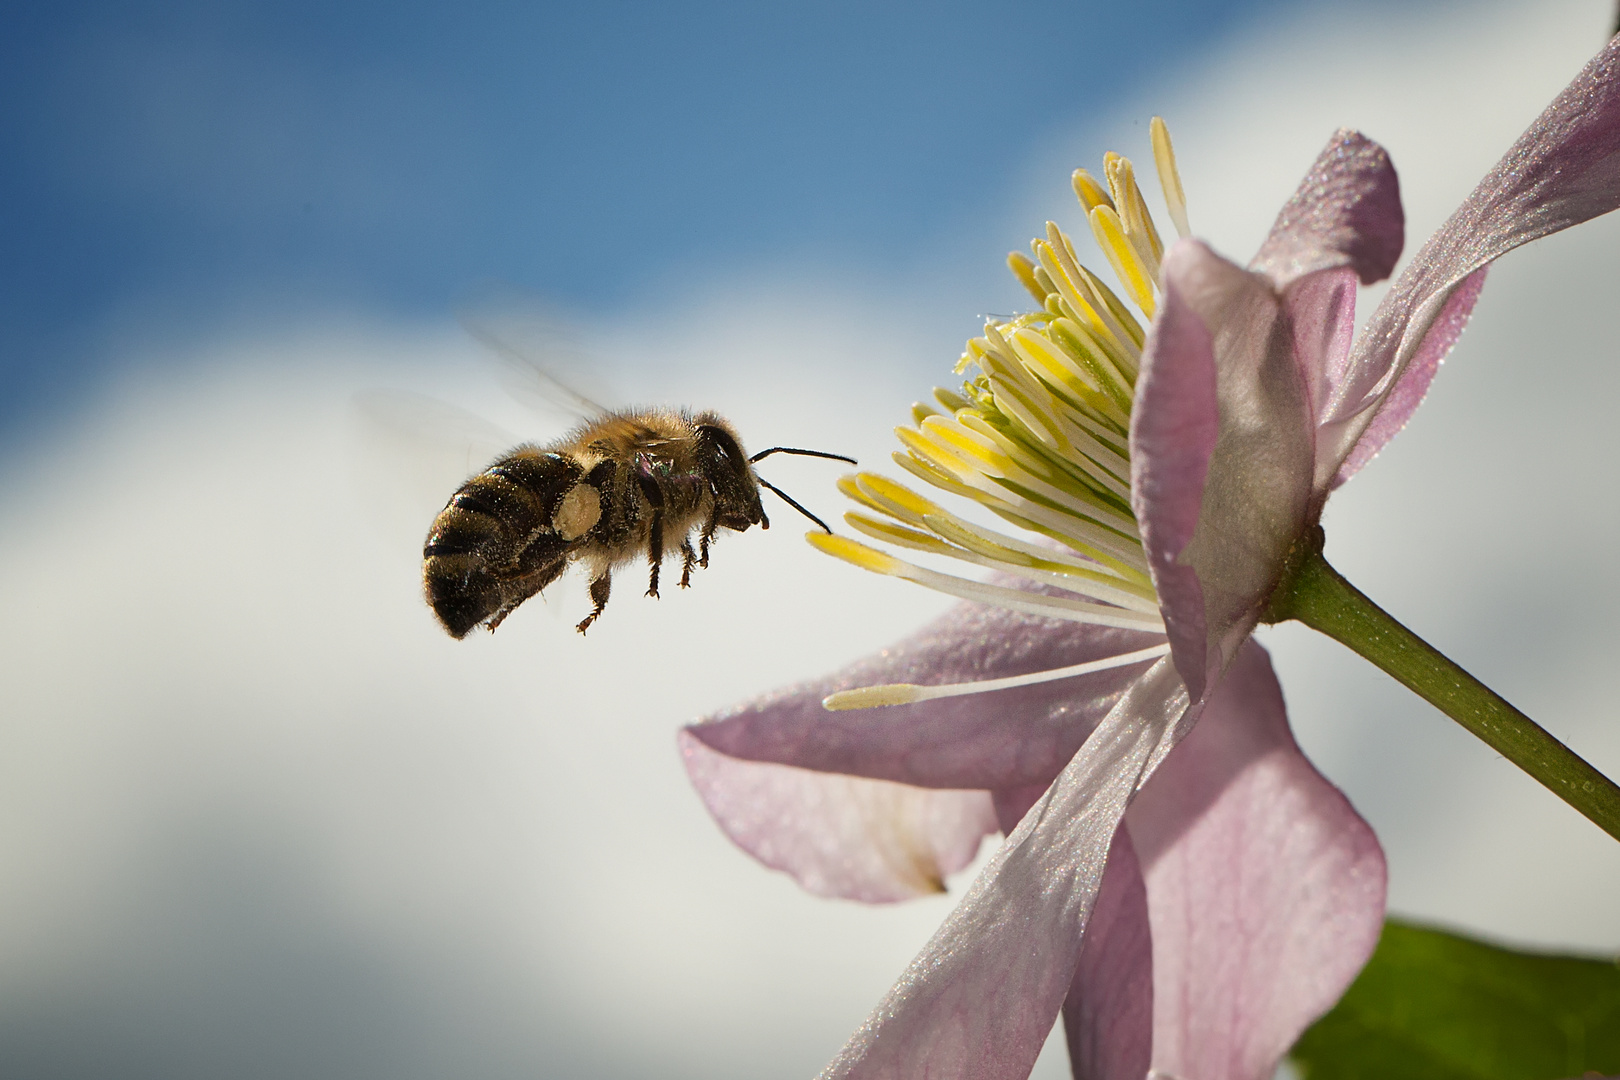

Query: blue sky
(0, 0), (1343, 434)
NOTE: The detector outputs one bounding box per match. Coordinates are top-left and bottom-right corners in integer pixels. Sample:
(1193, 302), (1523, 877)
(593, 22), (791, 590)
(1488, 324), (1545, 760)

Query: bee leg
(576, 572), (611, 635)
(678, 539), (697, 589)
(698, 515), (717, 568)
(637, 472), (665, 599)
(486, 553), (570, 634)
(644, 509), (664, 598)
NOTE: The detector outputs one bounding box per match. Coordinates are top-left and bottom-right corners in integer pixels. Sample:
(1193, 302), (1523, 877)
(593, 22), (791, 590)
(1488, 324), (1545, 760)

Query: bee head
(693, 422), (768, 531)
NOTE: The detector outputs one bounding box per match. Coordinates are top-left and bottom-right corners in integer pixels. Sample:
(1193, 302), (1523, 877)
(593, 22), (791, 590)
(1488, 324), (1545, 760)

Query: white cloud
(3, 1), (1618, 1076)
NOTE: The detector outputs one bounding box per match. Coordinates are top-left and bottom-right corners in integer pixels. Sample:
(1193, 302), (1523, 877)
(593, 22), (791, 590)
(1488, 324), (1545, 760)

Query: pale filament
(822, 643), (1172, 711)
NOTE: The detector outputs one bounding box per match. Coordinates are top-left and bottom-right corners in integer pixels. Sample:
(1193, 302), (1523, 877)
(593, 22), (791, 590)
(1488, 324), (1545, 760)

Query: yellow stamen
(1110, 156), (1164, 272)
(821, 642), (1173, 711)
(1150, 116), (1191, 239)
(823, 684), (932, 710)
(1088, 206), (1158, 318)
(807, 532), (903, 575)
(1007, 252), (1047, 304)
(844, 511), (958, 556)
(911, 401), (940, 425)
(1071, 169), (1113, 213)
(858, 473), (946, 520)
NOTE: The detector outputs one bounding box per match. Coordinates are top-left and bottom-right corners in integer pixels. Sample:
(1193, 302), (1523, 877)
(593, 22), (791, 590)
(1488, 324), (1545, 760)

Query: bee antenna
(748, 446), (857, 466)
(754, 476), (835, 534)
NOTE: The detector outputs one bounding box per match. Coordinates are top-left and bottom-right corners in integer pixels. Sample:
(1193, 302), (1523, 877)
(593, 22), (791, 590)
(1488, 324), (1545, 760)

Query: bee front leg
(678, 539), (697, 589)
(576, 572), (612, 635)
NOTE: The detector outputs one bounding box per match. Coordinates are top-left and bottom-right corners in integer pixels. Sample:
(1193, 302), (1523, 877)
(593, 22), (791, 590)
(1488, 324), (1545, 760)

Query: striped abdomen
(422, 449), (584, 637)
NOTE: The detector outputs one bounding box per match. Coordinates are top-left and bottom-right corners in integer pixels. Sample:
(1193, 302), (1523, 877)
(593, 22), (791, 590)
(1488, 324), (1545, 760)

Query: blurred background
(2, 0), (1618, 1076)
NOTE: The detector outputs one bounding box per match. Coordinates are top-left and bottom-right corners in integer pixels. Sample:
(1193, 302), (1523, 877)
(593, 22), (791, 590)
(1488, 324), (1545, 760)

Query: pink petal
(820, 658), (1195, 1080)
(1133, 245), (1220, 700)
(1127, 641), (1387, 1080)
(1249, 129), (1404, 289)
(1139, 242), (1315, 689)
(1282, 265), (1359, 429)
(686, 602), (1161, 792)
(679, 730), (998, 902)
(1059, 825), (1153, 1080)
(1318, 36), (1620, 486)
(1331, 265), (1487, 488)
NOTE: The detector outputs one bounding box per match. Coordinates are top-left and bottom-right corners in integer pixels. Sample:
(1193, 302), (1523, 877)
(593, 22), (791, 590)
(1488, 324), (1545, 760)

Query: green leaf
(1290, 919), (1620, 1080)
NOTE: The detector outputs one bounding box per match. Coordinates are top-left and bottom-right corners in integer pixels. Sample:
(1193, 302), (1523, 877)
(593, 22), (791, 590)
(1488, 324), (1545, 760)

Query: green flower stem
(1266, 529), (1620, 844)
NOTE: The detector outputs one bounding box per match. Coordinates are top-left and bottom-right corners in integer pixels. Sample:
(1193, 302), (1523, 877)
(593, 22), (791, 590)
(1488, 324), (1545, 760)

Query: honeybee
(418, 319), (853, 637)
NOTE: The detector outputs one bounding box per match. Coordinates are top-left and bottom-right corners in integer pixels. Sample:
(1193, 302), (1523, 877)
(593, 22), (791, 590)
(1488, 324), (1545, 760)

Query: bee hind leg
(678, 539), (697, 589)
(576, 572), (612, 635)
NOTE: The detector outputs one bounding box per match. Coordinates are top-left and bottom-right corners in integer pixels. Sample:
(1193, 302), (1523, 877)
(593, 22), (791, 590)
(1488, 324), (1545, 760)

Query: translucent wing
(352, 389), (521, 468)
(349, 389), (525, 528)
(458, 289), (614, 422)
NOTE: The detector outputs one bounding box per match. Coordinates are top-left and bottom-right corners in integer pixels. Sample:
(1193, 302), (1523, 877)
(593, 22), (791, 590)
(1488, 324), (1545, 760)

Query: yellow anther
(895, 426), (976, 484)
(822, 684), (926, 710)
(806, 532), (901, 574)
(1150, 116), (1191, 239)
(838, 473), (900, 521)
(858, 473), (945, 520)
(1007, 252), (1046, 304)
(891, 449), (983, 503)
(844, 511), (957, 554)
(1110, 156), (1164, 270)
(1072, 261), (1145, 353)
(1039, 225), (1139, 366)
(1088, 206), (1157, 318)
(1071, 168), (1113, 213)
(1048, 318), (1134, 406)
(1011, 326), (1098, 394)
(1103, 152), (1130, 212)
(920, 416), (1010, 474)
(1033, 266), (1058, 299)
(911, 401), (940, 425)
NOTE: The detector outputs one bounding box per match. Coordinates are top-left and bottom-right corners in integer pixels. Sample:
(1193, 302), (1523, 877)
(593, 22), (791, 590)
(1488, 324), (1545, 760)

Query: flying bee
(416, 314), (853, 637)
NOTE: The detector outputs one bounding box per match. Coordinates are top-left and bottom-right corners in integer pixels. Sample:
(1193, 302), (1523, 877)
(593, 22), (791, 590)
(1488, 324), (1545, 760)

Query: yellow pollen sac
(844, 512), (957, 556)
(822, 684), (927, 710)
(1089, 206), (1158, 318)
(858, 473), (946, 521)
(806, 532), (901, 574)
(1071, 169), (1113, 213)
(1151, 116), (1191, 239)
(1007, 252), (1047, 303)
(1109, 156), (1164, 270)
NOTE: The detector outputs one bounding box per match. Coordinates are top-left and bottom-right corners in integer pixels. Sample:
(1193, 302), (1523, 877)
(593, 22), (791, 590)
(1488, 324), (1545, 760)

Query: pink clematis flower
(682, 38), (1620, 1080)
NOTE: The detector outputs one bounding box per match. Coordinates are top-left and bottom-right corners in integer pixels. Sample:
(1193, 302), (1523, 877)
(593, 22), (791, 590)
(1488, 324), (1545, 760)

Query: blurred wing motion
(352, 389), (522, 467)
(457, 291), (614, 422)
(350, 297), (617, 526)
(348, 389), (528, 531)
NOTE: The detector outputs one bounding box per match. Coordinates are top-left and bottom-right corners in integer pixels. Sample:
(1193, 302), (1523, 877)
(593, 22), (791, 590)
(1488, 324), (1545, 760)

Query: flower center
(813, 118), (1193, 710)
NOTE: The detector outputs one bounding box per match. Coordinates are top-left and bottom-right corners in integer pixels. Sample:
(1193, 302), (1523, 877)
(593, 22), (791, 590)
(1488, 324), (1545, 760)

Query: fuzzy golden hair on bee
(421, 408), (852, 638)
